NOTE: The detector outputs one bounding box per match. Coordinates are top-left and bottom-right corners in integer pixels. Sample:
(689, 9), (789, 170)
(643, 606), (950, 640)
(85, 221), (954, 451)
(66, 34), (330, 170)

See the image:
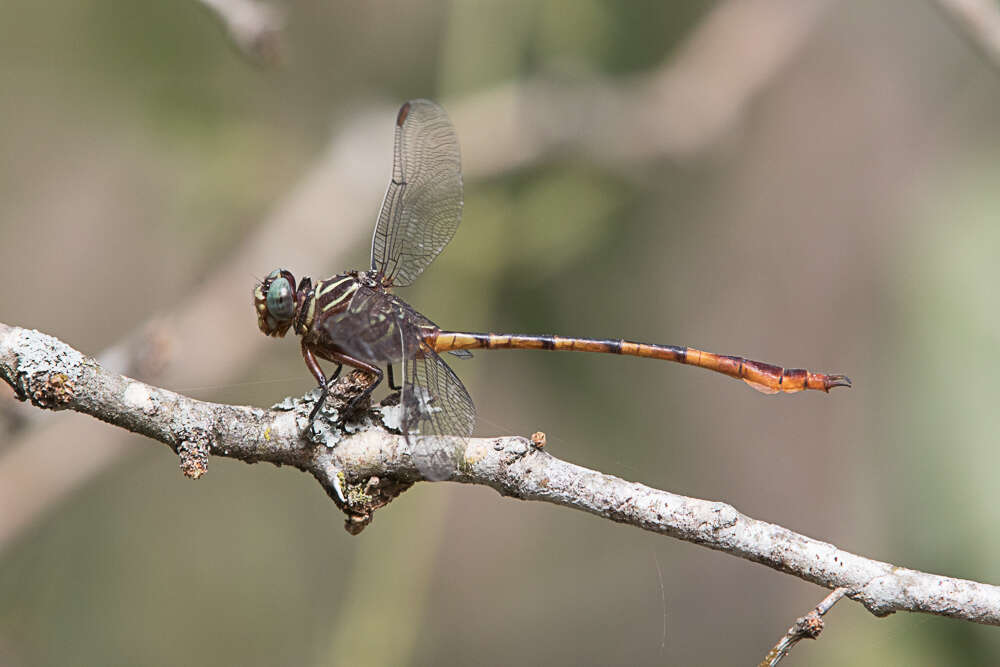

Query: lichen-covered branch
(3, 322), (1000, 626)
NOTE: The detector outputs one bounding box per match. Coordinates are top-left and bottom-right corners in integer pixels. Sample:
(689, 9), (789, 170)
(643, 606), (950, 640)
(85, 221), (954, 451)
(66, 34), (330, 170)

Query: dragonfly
(254, 99), (851, 480)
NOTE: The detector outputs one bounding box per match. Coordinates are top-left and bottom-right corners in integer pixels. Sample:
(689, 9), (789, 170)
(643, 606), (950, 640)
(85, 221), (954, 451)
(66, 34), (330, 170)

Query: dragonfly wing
(323, 285), (408, 364)
(321, 286), (474, 479)
(400, 335), (476, 481)
(324, 286), (476, 479)
(370, 99), (463, 288)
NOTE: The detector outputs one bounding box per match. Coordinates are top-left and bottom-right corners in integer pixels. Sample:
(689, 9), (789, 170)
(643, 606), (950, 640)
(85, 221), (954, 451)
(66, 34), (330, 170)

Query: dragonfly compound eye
(266, 277), (295, 321)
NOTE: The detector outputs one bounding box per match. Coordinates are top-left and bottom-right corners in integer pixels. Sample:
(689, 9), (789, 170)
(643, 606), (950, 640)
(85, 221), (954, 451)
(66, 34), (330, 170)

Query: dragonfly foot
(307, 398), (325, 425)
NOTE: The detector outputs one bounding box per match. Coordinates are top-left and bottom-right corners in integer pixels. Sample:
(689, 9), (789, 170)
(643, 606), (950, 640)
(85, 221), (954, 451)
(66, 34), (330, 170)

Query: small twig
(760, 588), (848, 667)
(934, 0), (1000, 73)
(197, 0), (284, 65)
(3, 324), (1000, 627)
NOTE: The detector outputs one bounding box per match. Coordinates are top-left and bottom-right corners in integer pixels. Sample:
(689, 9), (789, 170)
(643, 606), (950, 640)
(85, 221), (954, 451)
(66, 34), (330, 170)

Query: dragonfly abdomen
(431, 331), (850, 394)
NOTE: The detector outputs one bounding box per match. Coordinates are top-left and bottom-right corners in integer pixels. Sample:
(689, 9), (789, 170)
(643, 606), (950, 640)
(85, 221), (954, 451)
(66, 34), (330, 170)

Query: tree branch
(196, 0), (284, 65)
(453, 0), (833, 171)
(934, 0), (1000, 73)
(4, 323), (1000, 626)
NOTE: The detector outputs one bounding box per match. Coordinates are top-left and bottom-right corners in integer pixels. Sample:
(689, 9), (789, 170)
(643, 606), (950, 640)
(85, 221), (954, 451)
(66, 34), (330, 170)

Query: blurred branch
(197, 0), (284, 65)
(4, 324), (1000, 627)
(0, 0), (835, 551)
(453, 0), (833, 172)
(934, 0), (1000, 72)
(760, 588), (847, 667)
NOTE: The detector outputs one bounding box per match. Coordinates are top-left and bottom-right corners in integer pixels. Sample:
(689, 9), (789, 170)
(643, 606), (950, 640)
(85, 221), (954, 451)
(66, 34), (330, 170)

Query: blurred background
(2, 0), (1000, 664)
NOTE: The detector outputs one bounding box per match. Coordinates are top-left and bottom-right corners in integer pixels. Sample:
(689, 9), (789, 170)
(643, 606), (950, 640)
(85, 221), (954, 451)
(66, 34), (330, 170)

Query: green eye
(266, 277), (294, 320)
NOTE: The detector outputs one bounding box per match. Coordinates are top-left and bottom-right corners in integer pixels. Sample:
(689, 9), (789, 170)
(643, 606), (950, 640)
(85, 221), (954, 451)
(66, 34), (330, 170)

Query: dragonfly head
(255, 269), (298, 337)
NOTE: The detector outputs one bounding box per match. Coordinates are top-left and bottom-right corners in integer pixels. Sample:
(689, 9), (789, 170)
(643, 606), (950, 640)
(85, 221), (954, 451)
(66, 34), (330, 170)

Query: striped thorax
(308, 273), (362, 338)
(255, 269), (362, 340)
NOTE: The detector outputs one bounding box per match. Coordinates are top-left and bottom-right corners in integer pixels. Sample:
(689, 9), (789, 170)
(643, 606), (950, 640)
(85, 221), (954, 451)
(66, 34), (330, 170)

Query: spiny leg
(307, 364), (342, 424)
(303, 344), (345, 424)
(304, 342), (385, 423)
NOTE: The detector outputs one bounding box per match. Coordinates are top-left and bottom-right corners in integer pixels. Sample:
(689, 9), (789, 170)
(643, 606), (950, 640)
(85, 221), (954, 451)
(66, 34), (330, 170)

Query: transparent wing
(401, 334), (476, 481)
(323, 286), (411, 364)
(370, 99), (463, 288)
(322, 286), (475, 480)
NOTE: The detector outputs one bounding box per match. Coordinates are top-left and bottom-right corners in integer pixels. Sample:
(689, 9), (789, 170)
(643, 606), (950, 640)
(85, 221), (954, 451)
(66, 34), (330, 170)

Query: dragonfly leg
(328, 363), (343, 382)
(306, 363), (346, 423)
(315, 347), (384, 414)
(301, 345), (330, 424)
(303, 341), (388, 423)
(387, 364), (401, 391)
(303, 342), (352, 424)
(346, 365), (383, 413)
(308, 382), (329, 424)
